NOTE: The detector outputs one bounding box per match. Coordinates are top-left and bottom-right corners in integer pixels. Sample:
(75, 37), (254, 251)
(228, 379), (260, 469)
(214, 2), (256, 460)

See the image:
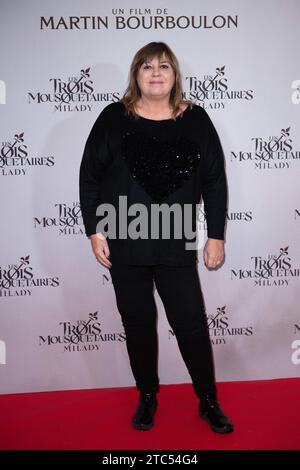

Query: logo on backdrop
(226, 210), (253, 223)
(184, 65), (254, 109)
(231, 245), (300, 287)
(39, 311), (125, 352)
(33, 201), (250, 239)
(27, 67), (116, 112)
(291, 324), (300, 365)
(34, 202), (84, 235)
(0, 255), (60, 298)
(0, 132), (54, 176)
(40, 9), (238, 31)
(197, 205), (252, 239)
(231, 127), (300, 170)
(168, 305), (253, 345)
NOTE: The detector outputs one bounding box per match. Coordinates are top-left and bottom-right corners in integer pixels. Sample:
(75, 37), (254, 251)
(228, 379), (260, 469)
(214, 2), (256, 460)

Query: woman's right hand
(89, 233), (112, 269)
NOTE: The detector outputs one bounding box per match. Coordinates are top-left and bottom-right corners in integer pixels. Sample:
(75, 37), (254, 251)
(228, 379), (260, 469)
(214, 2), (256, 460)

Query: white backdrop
(0, 0), (299, 394)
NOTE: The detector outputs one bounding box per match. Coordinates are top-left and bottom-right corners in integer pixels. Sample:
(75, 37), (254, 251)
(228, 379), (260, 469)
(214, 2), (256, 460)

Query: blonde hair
(120, 41), (194, 121)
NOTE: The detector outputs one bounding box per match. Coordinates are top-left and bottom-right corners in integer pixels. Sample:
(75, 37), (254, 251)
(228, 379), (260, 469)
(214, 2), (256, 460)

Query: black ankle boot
(199, 393), (234, 433)
(132, 392), (158, 431)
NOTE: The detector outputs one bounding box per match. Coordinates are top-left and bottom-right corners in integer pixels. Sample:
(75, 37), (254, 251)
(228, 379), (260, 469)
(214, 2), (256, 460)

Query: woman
(79, 42), (234, 433)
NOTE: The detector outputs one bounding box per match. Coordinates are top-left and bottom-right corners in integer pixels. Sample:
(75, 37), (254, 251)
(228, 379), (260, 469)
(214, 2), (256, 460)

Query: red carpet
(0, 378), (299, 450)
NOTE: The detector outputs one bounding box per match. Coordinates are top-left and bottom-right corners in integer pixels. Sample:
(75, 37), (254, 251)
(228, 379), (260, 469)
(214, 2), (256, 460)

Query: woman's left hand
(203, 238), (225, 269)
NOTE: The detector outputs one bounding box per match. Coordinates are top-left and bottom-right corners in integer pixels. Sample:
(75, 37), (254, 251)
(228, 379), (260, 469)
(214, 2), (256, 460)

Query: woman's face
(136, 54), (175, 101)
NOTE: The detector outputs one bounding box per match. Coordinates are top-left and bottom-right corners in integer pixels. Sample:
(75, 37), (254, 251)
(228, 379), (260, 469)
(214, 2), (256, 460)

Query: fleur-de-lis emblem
(215, 65), (225, 76)
(80, 67), (90, 78)
(14, 132), (24, 143)
(280, 246), (289, 255)
(280, 127), (290, 137)
(216, 305), (226, 315)
(20, 255), (30, 265)
(89, 311), (98, 321)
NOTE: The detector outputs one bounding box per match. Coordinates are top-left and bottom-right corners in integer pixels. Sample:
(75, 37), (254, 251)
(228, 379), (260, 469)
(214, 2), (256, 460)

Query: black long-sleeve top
(79, 100), (228, 266)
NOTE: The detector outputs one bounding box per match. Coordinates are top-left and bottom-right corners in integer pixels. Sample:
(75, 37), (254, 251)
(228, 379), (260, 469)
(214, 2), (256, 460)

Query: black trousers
(109, 263), (217, 399)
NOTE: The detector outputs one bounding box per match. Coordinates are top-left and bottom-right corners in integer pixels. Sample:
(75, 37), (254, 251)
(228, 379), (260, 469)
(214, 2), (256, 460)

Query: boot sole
(132, 420), (154, 431)
(199, 412), (234, 434)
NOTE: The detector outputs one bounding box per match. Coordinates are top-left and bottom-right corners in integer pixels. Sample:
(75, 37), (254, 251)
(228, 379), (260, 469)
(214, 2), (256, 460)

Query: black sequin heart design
(121, 130), (202, 203)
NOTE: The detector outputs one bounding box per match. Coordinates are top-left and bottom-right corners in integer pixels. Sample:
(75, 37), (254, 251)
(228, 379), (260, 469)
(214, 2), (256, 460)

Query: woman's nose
(151, 68), (160, 76)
